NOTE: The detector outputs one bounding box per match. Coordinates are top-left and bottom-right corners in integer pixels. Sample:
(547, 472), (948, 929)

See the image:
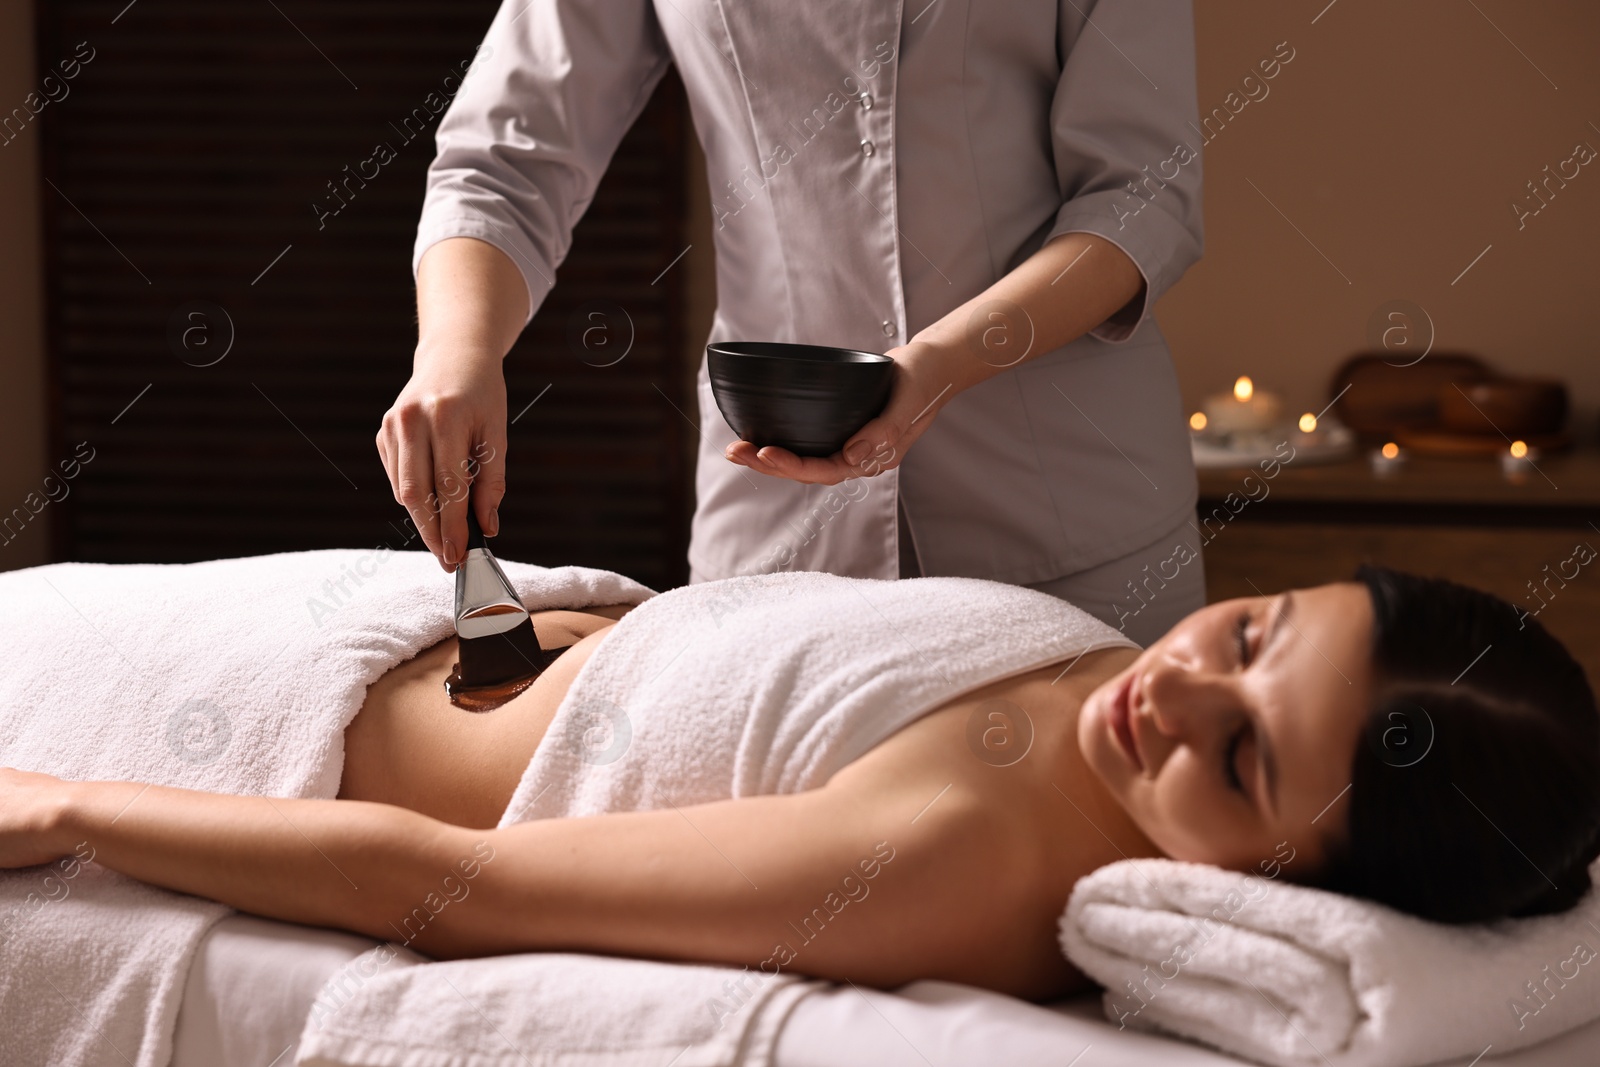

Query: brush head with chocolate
(446, 512), (569, 710)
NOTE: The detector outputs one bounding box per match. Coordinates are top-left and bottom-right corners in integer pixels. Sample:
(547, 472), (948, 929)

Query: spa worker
(376, 0), (1207, 646)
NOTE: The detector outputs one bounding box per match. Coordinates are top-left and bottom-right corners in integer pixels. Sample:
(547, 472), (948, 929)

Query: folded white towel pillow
(1059, 855), (1600, 1066)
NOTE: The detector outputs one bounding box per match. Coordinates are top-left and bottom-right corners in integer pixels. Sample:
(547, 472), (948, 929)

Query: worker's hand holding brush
(376, 237), (527, 572)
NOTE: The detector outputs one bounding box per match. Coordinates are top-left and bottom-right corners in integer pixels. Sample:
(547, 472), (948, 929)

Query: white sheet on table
(171, 916), (377, 1067)
(170, 916), (1600, 1067)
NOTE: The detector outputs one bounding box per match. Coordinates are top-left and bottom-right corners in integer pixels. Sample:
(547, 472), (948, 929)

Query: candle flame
(1510, 440), (1528, 459)
(1189, 412), (1208, 431)
(1298, 413), (1317, 433)
(1233, 376), (1254, 402)
(1381, 442), (1400, 460)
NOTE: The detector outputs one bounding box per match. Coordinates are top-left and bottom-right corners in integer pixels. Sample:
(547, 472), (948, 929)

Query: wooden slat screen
(37, 0), (693, 591)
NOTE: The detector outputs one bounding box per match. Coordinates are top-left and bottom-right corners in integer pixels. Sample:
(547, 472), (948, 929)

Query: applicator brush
(446, 511), (567, 706)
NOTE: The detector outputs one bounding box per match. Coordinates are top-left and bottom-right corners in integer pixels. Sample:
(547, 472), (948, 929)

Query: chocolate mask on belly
(447, 512), (570, 711)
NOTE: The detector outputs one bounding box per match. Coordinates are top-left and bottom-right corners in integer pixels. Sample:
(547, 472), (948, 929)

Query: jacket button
(860, 139), (875, 156)
(882, 320), (895, 336)
(859, 93), (873, 110)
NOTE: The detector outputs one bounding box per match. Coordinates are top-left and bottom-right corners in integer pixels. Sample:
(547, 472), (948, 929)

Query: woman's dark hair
(1318, 564), (1600, 924)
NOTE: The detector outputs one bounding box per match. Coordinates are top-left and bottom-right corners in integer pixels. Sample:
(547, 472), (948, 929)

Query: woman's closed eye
(1227, 608), (1256, 793)
(1224, 726), (1249, 792)
(1233, 608), (1254, 667)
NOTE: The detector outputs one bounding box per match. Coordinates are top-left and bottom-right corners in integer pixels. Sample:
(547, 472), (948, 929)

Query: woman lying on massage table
(2, 567), (1597, 1001)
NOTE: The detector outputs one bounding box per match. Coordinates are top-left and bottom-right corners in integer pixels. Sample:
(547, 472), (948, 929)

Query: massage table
(8, 552), (1592, 1065)
(172, 914), (1600, 1067)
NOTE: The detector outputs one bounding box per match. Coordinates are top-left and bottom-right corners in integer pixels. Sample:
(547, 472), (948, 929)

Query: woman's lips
(1109, 671), (1144, 772)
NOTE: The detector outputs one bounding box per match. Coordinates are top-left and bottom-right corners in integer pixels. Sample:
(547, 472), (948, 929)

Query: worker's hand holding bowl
(715, 339), (961, 485)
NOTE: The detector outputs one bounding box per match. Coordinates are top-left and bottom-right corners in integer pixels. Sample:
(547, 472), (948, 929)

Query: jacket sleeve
(412, 0), (674, 326)
(1042, 0), (1204, 343)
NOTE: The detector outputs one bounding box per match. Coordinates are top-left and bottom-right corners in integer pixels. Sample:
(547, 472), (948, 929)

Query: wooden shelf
(1197, 448), (1600, 525)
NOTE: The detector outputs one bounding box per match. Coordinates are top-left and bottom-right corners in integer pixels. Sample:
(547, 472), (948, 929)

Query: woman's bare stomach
(339, 605), (634, 827)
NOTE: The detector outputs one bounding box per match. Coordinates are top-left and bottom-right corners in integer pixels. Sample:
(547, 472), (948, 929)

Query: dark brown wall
(28, 0), (693, 590)
(0, 0), (48, 569)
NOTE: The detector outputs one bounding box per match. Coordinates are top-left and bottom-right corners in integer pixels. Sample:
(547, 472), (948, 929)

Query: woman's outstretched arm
(0, 765), (1051, 994)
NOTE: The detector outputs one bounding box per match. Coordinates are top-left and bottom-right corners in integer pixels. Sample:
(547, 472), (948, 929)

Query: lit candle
(1369, 441), (1405, 476)
(1501, 439), (1539, 479)
(1201, 376), (1283, 435)
(1189, 411), (1208, 431)
(1298, 413), (1318, 433)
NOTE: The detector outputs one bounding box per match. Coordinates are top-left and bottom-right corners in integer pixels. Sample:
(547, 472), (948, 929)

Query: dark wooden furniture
(1197, 450), (1600, 684)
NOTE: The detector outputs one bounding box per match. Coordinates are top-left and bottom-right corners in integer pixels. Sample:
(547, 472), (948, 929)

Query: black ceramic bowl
(707, 341), (895, 457)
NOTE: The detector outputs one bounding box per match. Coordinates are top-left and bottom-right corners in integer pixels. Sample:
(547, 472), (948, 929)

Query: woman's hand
(722, 339), (969, 486)
(0, 768), (75, 870)
(377, 349), (508, 571)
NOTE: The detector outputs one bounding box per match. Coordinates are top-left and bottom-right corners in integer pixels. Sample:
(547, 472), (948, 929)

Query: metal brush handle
(453, 511), (532, 639)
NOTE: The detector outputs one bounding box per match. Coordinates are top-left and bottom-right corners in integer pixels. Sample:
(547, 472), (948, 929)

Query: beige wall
(1157, 0), (1600, 432)
(0, 0), (49, 568)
